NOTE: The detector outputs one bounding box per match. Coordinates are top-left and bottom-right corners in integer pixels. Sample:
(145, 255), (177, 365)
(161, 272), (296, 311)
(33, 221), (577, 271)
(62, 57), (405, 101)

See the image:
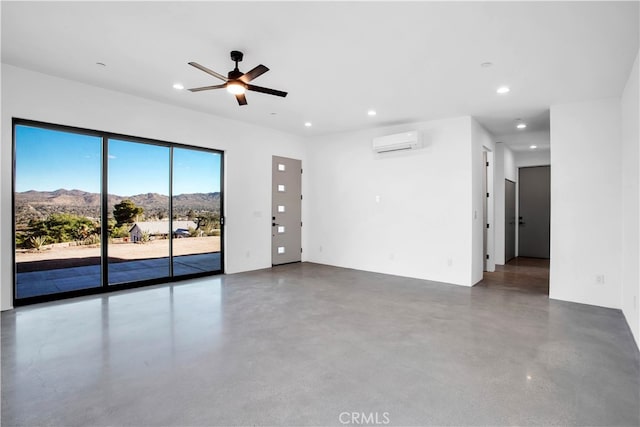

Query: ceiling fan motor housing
(228, 69), (243, 80)
(230, 50), (244, 63)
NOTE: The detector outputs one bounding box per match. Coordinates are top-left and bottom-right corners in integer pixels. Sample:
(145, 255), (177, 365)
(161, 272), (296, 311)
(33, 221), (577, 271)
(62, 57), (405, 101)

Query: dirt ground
(16, 236), (221, 272)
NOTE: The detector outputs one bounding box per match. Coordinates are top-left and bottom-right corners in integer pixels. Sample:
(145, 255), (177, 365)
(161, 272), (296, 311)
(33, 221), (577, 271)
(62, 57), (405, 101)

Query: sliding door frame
(12, 118), (225, 306)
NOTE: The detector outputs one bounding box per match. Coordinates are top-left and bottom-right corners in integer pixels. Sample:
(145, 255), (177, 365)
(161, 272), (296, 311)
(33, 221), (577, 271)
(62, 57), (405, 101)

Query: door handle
(272, 223), (280, 226)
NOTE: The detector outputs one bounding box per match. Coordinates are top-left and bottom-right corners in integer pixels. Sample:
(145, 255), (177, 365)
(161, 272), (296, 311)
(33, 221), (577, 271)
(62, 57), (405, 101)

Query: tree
(196, 213), (220, 235)
(113, 199), (143, 226)
(20, 213), (97, 247)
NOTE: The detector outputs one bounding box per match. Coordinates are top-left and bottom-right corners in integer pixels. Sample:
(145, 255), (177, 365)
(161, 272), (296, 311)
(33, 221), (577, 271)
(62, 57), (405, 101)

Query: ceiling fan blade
(188, 62), (227, 82)
(246, 84), (288, 98)
(187, 84), (226, 92)
(236, 93), (248, 106)
(239, 64), (269, 83)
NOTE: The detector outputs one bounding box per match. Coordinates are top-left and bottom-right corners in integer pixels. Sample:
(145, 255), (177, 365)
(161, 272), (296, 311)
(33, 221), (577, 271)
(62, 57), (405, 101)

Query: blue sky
(15, 126), (221, 196)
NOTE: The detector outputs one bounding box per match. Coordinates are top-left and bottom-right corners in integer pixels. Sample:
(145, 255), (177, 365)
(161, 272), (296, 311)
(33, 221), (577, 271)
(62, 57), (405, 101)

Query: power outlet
(447, 258), (453, 267)
(595, 274), (605, 285)
(319, 245), (323, 253)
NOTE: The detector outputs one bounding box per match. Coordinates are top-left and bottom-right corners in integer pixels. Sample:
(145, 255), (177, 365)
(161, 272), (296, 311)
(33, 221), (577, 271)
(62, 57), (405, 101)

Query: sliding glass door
(172, 148), (222, 276)
(13, 120), (224, 304)
(107, 139), (170, 284)
(14, 125), (103, 299)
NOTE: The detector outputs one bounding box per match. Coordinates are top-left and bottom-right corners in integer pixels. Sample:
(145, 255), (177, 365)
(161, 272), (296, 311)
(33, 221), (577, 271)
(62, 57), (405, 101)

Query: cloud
(108, 155), (117, 159)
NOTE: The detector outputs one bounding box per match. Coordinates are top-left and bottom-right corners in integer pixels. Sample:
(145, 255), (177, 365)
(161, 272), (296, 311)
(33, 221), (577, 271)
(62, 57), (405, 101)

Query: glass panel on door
(107, 139), (170, 284)
(14, 125), (102, 298)
(171, 148), (222, 275)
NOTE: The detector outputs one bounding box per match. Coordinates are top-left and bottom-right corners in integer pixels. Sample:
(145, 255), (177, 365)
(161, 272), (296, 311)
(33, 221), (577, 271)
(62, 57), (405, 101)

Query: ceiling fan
(187, 50), (287, 106)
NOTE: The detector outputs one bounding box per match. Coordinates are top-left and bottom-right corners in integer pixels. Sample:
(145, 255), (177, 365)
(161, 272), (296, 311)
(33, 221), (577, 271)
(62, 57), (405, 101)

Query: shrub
(110, 225), (129, 238)
(27, 213), (97, 244)
(28, 235), (48, 250)
(84, 234), (101, 245)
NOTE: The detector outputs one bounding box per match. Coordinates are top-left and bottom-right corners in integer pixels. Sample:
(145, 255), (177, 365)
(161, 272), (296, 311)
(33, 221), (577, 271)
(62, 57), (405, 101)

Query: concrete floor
(477, 257), (550, 295)
(2, 262), (639, 426)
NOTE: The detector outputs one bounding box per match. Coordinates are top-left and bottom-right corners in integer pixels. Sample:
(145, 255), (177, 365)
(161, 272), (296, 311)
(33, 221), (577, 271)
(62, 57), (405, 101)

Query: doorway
(482, 149), (495, 272)
(478, 257), (549, 294)
(518, 166), (550, 259)
(272, 156), (302, 265)
(13, 119), (224, 305)
(505, 179), (516, 262)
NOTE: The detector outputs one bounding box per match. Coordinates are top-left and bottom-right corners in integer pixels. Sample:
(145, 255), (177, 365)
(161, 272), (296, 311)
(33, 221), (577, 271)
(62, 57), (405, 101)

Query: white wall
(501, 130), (551, 152)
(306, 116), (478, 286)
(494, 143), (517, 265)
(515, 149), (551, 168)
(549, 97), (622, 309)
(621, 51), (639, 348)
(1, 64), (307, 310)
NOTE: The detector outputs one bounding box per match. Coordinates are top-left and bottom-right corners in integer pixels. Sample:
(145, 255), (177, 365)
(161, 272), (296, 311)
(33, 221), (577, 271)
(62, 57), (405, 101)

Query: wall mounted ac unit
(372, 130), (421, 153)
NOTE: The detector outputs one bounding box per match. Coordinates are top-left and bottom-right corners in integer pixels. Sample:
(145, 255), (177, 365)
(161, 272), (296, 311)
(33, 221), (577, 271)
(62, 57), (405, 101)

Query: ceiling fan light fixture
(188, 51), (287, 106)
(227, 81), (246, 95)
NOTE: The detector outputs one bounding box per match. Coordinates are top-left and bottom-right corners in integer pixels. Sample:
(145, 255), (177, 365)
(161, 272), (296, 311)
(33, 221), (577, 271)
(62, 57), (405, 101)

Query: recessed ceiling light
(367, 110), (377, 116)
(481, 62), (493, 68)
(517, 123), (527, 129)
(173, 83), (184, 90)
(529, 145), (537, 149)
(304, 122), (312, 127)
(497, 86), (510, 94)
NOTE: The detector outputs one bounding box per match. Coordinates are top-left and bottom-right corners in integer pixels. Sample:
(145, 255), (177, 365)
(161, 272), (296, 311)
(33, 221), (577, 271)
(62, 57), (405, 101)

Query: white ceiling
(2, 1), (638, 148)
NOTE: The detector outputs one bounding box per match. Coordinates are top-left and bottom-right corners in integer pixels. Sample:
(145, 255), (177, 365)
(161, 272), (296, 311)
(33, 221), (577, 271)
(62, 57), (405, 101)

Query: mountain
(15, 189), (220, 224)
(19, 189), (102, 206)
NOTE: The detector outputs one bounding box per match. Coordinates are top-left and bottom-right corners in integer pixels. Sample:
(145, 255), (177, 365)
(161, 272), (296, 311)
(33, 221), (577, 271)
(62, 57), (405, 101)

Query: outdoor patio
(16, 252), (221, 299)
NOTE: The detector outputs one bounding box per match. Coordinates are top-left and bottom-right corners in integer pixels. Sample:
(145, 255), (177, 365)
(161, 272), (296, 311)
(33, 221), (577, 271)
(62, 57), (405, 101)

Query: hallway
(478, 257), (550, 295)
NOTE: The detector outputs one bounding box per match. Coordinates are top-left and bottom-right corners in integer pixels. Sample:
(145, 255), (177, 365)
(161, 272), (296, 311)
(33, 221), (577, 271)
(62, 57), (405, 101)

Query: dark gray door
(482, 151), (488, 270)
(505, 179), (516, 262)
(518, 166), (550, 258)
(272, 156), (302, 265)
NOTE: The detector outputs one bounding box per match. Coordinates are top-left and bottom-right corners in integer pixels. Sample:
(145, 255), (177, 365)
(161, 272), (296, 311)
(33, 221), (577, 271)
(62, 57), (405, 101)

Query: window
(172, 148), (222, 276)
(13, 120), (224, 304)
